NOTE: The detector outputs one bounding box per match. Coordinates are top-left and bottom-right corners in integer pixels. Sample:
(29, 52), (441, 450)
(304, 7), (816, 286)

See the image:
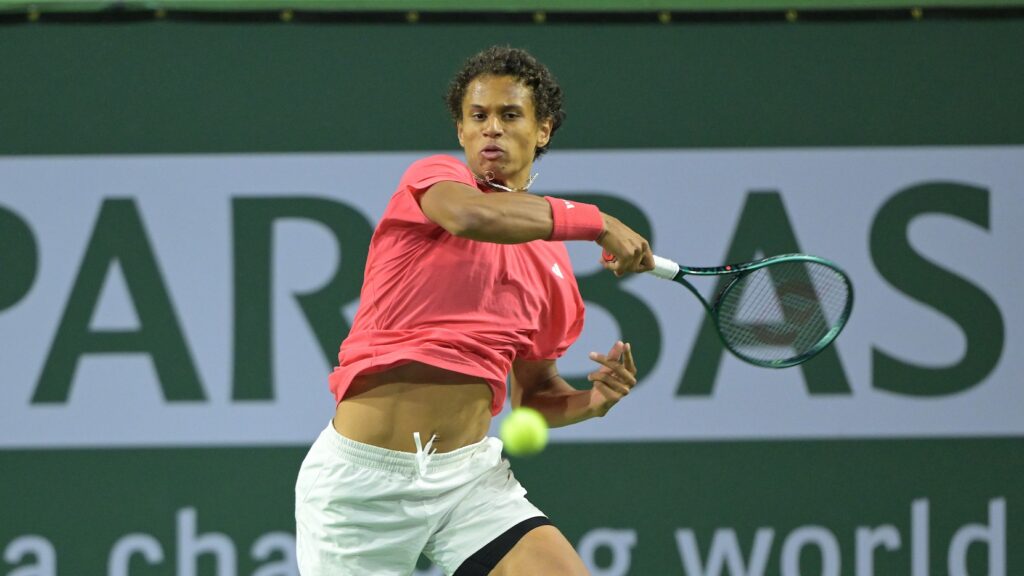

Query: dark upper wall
(1, 17), (1022, 155)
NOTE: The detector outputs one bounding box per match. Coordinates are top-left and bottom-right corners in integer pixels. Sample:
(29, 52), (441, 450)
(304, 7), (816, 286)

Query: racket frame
(652, 253), (854, 368)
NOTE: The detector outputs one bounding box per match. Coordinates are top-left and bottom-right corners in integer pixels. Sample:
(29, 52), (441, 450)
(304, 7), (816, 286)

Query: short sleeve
(382, 155), (477, 227)
(403, 155), (476, 198)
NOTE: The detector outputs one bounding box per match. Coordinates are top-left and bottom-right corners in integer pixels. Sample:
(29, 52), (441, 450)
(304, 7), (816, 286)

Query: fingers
(599, 254), (626, 278)
(600, 241), (654, 276)
(607, 340), (625, 362)
(588, 342), (639, 413)
(600, 250), (622, 277)
(622, 342), (636, 375)
(588, 342), (630, 372)
(639, 244), (656, 272)
(588, 349), (630, 373)
(589, 369), (631, 397)
(587, 345), (637, 395)
(592, 379), (626, 403)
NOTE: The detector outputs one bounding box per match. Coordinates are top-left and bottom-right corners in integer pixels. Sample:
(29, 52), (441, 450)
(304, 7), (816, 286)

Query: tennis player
(295, 46), (654, 575)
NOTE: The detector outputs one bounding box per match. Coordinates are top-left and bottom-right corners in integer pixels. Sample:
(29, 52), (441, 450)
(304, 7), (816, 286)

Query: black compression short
(453, 516), (553, 575)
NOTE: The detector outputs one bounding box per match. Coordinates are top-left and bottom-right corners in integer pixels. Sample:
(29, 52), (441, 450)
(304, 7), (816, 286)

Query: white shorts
(295, 422), (546, 575)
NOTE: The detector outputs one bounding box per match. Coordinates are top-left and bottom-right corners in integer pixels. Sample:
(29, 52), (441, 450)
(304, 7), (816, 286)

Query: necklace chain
(475, 172), (538, 193)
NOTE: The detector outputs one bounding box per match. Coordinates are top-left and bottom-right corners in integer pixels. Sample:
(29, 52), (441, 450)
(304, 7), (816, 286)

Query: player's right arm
(419, 180), (654, 274)
(420, 180), (553, 243)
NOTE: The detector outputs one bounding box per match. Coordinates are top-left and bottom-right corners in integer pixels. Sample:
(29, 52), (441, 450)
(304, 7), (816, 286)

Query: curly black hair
(445, 46), (565, 160)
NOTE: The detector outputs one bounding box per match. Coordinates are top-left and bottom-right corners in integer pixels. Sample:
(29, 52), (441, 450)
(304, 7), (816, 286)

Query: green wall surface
(2, 19), (1023, 155)
(4, 0), (1024, 13)
(0, 440), (1019, 573)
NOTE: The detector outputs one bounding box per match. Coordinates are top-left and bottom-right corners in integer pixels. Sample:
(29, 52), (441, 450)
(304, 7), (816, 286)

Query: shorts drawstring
(413, 431), (438, 476)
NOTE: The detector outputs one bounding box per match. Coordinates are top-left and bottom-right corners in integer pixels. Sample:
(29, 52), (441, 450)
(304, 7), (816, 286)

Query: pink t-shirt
(328, 155), (586, 415)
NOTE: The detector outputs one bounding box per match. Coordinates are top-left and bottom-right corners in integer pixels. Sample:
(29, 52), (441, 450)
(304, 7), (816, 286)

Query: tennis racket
(606, 251), (853, 368)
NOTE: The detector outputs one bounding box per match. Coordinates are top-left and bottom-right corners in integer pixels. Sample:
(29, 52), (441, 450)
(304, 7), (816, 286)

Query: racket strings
(715, 261), (850, 363)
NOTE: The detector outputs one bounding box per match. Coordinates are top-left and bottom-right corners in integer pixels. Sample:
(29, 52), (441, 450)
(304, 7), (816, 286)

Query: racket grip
(602, 250), (679, 280)
(650, 255), (680, 280)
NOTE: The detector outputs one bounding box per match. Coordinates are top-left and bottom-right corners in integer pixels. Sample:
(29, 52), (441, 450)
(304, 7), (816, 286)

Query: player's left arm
(511, 341), (636, 428)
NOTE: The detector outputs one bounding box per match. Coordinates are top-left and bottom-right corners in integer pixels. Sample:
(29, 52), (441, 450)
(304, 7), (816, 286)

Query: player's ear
(536, 117), (553, 148)
(457, 120), (465, 147)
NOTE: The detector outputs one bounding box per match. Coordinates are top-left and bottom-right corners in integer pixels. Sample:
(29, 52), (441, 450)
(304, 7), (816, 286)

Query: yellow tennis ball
(500, 407), (549, 457)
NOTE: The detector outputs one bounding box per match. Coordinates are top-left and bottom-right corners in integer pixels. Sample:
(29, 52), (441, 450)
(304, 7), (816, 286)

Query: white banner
(0, 147), (1021, 447)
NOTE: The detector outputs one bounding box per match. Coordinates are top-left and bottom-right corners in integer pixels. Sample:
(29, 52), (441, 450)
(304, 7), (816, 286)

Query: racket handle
(650, 255), (680, 280)
(601, 250), (680, 280)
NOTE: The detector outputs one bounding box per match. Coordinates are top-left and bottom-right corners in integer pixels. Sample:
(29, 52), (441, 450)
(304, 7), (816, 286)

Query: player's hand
(586, 340), (637, 416)
(597, 214), (654, 277)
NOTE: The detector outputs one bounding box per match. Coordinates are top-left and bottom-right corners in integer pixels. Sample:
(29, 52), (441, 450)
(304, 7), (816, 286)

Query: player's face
(457, 75), (553, 190)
